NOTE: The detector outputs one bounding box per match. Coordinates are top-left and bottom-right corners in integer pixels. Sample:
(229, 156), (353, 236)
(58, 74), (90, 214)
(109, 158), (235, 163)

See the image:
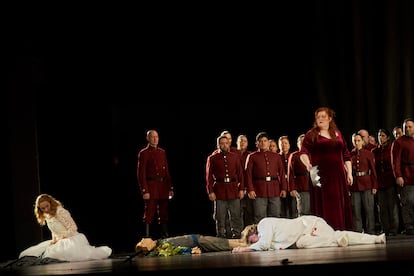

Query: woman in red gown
(299, 107), (353, 230)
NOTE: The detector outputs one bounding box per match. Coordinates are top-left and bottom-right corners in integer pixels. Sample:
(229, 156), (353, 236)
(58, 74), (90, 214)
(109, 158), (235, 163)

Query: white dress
(19, 206), (112, 262)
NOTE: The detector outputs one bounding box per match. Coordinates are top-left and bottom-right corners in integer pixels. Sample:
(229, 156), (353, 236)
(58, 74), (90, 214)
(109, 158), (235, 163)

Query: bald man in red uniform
(137, 130), (174, 239)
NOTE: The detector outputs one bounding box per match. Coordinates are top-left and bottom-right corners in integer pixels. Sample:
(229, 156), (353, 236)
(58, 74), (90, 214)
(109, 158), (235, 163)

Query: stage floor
(2, 234), (414, 275)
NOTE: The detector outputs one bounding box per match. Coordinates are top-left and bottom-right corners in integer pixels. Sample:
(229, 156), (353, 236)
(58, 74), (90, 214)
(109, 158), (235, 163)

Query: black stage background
(4, 0), (413, 262)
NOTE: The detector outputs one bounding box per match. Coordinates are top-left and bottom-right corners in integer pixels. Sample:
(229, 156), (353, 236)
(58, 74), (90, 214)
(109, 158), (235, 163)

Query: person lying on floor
(135, 234), (248, 257)
(232, 215), (386, 253)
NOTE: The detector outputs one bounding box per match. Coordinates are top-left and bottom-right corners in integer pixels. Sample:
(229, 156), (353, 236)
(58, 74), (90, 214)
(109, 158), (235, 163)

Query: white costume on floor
(249, 216), (385, 251)
(19, 206), (112, 261)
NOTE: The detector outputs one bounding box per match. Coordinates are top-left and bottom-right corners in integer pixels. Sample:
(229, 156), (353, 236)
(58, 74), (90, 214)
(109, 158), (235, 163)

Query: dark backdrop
(4, 0), (413, 261)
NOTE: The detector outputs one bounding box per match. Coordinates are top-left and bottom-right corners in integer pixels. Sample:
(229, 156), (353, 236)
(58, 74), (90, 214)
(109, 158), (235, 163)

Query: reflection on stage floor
(1, 234), (413, 275)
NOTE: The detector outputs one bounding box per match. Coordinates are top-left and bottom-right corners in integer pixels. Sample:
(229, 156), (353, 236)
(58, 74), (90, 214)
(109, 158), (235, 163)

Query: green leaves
(146, 242), (192, 257)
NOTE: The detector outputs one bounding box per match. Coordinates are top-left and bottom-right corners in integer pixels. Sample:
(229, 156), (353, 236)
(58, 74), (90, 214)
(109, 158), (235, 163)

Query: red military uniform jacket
(245, 150), (288, 197)
(350, 148), (378, 191)
(206, 151), (244, 200)
(280, 152), (292, 189)
(236, 149), (251, 170)
(372, 142), (395, 189)
(391, 136), (414, 185)
(137, 145), (173, 199)
(288, 151), (312, 192)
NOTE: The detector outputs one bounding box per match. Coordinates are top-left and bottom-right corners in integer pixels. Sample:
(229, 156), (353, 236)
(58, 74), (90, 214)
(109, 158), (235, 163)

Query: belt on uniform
(253, 177), (278, 182)
(146, 177), (164, 182)
(354, 171), (368, 177)
(215, 178), (237, 183)
(403, 162), (414, 166)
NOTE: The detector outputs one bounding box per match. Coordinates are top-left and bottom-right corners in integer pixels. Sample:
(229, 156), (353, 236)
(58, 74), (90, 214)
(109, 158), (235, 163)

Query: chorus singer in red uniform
(137, 129), (174, 239)
(245, 131), (288, 223)
(206, 135), (245, 238)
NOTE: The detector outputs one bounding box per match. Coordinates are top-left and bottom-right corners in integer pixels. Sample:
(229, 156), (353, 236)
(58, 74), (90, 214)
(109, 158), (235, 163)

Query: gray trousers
(161, 234), (232, 252)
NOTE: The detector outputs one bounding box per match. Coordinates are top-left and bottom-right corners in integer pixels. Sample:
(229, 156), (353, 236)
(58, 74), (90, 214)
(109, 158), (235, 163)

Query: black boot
(160, 223), (169, 238)
(145, 223), (151, 238)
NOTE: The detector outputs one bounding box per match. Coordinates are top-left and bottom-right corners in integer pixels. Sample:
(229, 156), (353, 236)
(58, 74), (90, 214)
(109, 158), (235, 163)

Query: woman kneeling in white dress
(19, 194), (112, 262)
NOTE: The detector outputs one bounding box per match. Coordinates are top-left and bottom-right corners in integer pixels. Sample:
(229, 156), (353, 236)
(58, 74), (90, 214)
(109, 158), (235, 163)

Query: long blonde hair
(241, 224), (257, 244)
(34, 194), (63, 225)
